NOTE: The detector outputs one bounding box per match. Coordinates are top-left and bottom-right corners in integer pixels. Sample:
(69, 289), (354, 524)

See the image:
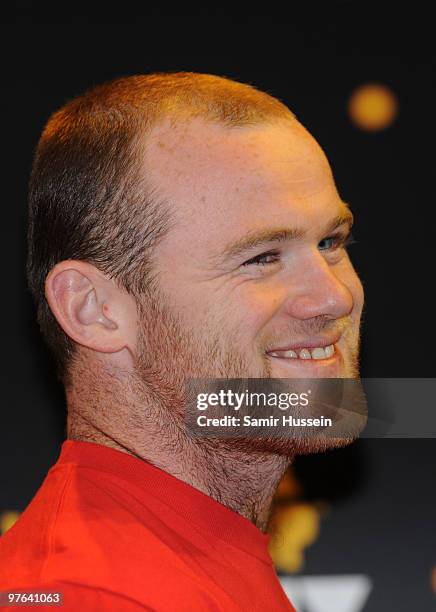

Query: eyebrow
(222, 206), (354, 260)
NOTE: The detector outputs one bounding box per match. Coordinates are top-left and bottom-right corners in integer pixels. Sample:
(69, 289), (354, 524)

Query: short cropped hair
(26, 72), (294, 386)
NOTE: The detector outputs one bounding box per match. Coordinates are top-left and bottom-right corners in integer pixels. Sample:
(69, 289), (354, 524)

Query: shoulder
(0, 465), (216, 607)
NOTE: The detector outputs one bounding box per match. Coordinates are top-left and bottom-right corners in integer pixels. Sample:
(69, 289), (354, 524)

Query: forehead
(144, 117), (346, 254)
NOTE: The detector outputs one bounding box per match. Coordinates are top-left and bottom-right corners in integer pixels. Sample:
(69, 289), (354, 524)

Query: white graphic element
(280, 575), (372, 612)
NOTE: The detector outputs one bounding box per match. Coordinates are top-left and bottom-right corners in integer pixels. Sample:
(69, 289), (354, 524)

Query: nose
(285, 253), (355, 321)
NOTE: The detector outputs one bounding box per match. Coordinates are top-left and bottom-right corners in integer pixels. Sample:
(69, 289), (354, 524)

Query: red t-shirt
(0, 440), (295, 611)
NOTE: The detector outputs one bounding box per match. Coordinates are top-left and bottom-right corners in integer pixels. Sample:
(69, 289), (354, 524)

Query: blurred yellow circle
(348, 83), (398, 131)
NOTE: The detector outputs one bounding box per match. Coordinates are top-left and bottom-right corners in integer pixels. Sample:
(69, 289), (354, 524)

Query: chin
(225, 432), (362, 458)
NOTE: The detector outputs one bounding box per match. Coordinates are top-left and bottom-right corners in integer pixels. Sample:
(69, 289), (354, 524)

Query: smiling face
(134, 116), (364, 397)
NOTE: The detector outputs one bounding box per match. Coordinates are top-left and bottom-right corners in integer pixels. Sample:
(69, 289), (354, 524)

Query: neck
(66, 366), (291, 531)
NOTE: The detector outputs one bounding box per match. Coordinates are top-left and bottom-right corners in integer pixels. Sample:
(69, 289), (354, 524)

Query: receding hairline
(42, 72), (296, 139)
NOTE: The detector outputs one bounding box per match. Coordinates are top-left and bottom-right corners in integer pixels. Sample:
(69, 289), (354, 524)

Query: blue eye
(242, 250), (281, 266)
(319, 233), (356, 251)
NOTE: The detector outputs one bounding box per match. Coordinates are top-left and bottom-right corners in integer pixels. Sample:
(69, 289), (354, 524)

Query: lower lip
(266, 344), (344, 376)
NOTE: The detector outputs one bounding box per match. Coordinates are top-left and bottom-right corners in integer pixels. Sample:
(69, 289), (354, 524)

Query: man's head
(28, 72), (364, 454)
(27, 72), (297, 387)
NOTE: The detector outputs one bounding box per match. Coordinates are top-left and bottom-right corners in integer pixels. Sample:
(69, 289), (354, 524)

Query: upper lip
(266, 333), (341, 353)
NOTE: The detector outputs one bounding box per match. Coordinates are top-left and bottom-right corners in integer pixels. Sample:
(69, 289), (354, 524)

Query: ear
(45, 260), (138, 356)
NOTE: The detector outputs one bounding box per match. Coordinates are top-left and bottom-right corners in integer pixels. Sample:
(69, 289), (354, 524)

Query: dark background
(1, 5), (435, 611)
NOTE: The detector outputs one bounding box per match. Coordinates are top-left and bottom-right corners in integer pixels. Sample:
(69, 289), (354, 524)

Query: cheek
(233, 282), (286, 332)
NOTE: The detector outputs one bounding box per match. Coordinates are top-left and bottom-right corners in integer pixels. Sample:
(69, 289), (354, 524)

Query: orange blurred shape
(269, 503), (320, 573)
(348, 83), (398, 131)
(431, 565), (436, 594)
(275, 469), (301, 500)
(0, 511), (20, 534)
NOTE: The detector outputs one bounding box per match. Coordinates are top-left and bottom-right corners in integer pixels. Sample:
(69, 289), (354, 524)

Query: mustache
(289, 315), (351, 337)
(264, 315), (352, 349)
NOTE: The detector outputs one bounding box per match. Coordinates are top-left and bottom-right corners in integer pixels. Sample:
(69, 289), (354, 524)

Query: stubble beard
(131, 286), (269, 412)
(131, 288), (362, 458)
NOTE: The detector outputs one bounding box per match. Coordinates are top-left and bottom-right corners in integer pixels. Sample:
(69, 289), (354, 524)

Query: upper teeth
(269, 345), (335, 360)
